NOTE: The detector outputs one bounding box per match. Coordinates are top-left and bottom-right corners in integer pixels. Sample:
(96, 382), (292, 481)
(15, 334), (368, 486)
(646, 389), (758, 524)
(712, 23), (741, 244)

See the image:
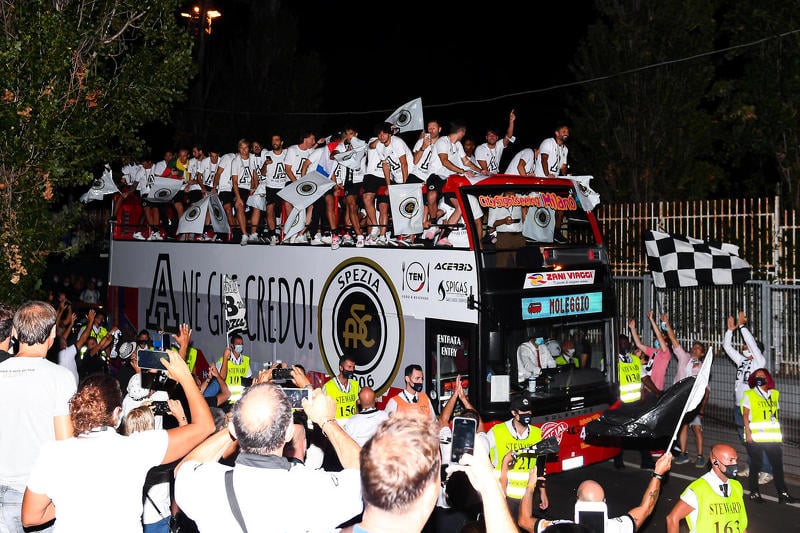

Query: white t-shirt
(487, 204), (524, 233)
(364, 139), (383, 177)
(517, 341), (556, 381)
(216, 153), (236, 192)
(505, 148), (537, 175)
(722, 327), (766, 405)
(434, 136), (467, 177)
(411, 138), (440, 179)
(133, 165), (156, 195)
(0, 356), (76, 491)
(376, 136), (413, 183)
(57, 345), (80, 384)
(534, 137), (568, 177)
(187, 157), (202, 191)
(343, 408), (389, 446)
(26, 428), (169, 533)
(284, 145), (315, 181)
(198, 156), (220, 189)
(263, 150), (289, 189)
(175, 460), (363, 533)
(475, 142), (510, 174)
(231, 155), (258, 191)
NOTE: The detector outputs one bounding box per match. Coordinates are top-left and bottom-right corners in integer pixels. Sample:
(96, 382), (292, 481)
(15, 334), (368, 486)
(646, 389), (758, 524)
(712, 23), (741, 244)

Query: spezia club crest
(318, 258), (404, 396)
(185, 205), (201, 221)
(297, 181), (318, 196)
(400, 196), (420, 219)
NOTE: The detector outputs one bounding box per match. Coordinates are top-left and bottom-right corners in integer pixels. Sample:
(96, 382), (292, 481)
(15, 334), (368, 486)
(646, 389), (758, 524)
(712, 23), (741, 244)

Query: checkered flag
(643, 229), (751, 288)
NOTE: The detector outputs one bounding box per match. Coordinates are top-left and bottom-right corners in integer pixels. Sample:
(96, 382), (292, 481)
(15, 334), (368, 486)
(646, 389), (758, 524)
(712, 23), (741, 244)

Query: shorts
(425, 174), (446, 193)
(406, 174), (425, 185)
(219, 191), (235, 205)
(344, 182), (363, 197)
(265, 188), (282, 206)
(173, 190), (187, 204)
(187, 190), (203, 203)
(238, 189), (251, 205)
(362, 174), (386, 195)
(687, 414), (702, 427)
(136, 191), (154, 208)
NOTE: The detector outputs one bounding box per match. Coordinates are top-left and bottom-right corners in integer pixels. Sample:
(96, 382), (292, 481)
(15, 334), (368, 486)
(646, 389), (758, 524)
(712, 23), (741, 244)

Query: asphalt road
(536, 450), (800, 532)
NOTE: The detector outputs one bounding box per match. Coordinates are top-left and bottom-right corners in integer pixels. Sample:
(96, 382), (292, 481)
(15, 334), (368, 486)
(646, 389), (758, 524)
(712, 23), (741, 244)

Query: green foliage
(0, 0), (194, 304)
(568, 0), (721, 203)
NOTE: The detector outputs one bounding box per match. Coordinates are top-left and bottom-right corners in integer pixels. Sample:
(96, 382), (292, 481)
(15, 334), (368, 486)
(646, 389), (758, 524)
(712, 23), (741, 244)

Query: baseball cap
(511, 394), (531, 411)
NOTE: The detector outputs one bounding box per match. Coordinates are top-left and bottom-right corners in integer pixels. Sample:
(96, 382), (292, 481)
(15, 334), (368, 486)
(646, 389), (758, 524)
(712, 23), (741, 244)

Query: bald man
(520, 452), (672, 532)
(343, 387), (389, 446)
(666, 443), (748, 533)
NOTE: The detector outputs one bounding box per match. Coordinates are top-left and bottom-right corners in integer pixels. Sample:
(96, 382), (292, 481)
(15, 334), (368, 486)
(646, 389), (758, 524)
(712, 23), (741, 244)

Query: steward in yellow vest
(323, 355), (360, 422)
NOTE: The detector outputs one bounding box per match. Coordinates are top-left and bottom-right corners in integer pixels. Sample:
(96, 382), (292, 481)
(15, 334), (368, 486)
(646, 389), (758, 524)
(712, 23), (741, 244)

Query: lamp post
(181, 3), (221, 137)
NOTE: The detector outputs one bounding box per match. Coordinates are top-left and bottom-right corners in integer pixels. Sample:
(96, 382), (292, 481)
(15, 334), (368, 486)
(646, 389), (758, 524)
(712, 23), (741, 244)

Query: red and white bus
(108, 174), (619, 472)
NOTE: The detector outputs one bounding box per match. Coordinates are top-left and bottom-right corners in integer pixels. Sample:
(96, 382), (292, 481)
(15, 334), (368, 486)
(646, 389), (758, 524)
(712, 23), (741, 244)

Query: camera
(151, 400), (170, 416)
(272, 367), (293, 381)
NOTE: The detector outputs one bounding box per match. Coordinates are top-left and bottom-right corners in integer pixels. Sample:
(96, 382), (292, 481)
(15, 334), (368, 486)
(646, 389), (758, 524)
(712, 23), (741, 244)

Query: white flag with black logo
(644, 229), (752, 288)
(385, 97), (424, 133)
(669, 348), (713, 448)
(80, 164), (119, 203)
(522, 194), (556, 242)
(208, 194), (230, 235)
(144, 177), (183, 203)
(223, 275), (247, 334)
(177, 196), (209, 235)
(333, 144), (368, 171)
(389, 183), (424, 235)
(570, 175), (601, 212)
(282, 206), (306, 240)
(277, 171), (335, 209)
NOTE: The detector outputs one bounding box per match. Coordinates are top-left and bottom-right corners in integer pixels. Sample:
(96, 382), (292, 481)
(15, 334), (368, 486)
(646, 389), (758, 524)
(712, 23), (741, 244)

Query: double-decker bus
(108, 174), (619, 472)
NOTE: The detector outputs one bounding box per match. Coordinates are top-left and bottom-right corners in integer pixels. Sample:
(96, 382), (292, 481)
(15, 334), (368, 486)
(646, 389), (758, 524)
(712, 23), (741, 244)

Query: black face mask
(715, 460), (737, 479)
(341, 370), (354, 380)
(137, 340), (148, 348)
(411, 382), (424, 393)
(518, 414), (533, 426)
(755, 377), (767, 387)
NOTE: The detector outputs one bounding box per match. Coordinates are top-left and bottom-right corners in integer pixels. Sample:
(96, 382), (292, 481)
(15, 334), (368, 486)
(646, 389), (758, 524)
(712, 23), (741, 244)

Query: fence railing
(596, 196), (800, 283)
(615, 277), (800, 475)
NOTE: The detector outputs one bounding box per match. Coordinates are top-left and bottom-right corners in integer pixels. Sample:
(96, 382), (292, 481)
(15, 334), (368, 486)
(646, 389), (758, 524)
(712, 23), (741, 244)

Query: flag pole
(668, 348), (713, 450)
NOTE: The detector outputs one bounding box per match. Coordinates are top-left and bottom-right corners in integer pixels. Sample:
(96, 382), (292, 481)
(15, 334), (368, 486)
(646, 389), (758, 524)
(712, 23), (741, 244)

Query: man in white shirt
(248, 135), (287, 245)
(534, 123), (570, 178)
(505, 147), (539, 176)
(517, 334), (557, 386)
(343, 387), (388, 446)
(475, 109), (516, 174)
(282, 132), (318, 243)
(0, 301), (76, 533)
(230, 139), (258, 245)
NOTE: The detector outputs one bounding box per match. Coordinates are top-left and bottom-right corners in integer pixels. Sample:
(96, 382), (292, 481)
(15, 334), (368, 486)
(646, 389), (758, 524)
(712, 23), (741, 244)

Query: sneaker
(248, 232), (260, 243)
(199, 233), (214, 242)
(310, 233), (324, 246)
(758, 472), (773, 485)
(376, 235), (387, 246)
(694, 455), (705, 468)
(364, 234), (377, 246)
(737, 466), (749, 478)
(435, 237), (453, 247)
(269, 234), (278, 246)
(356, 235), (365, 248)
(320, 233), (333, 245)
(331, 234), (341, 250)
(133, 231), (147, 241)
(342, 234), (354, 246)
(749, 491), (764, 503)
(423, 226), (440, 240)
(778, 492), (798, 504)
(148, 231), (163, 241)
(240, 235), (248, 246)
(674, 453), (690, 465)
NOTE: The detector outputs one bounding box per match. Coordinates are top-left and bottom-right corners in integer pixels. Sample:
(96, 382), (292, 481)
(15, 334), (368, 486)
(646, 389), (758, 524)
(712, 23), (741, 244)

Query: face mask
(518, 414), (532, 426)
(653, 340), (660, 349)
(137, 341), (148, 348)
(716, 461), (737, 479)
(534, 337), (544, 345)
(565, 348), (576, 357)
(342, 370), (354, 380)
(234, 345), (243, 354)
(755, 377), (767, 387)
(411, 382), (423, 393)
(743, 350), (752, 359)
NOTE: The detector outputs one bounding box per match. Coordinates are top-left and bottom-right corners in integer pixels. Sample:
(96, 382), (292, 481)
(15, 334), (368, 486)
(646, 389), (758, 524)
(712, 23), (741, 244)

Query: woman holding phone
(20, 350), (215, 531)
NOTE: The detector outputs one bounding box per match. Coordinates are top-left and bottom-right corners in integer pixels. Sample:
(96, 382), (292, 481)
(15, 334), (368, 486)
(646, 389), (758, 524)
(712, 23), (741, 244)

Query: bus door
(425, 319), (476, 415)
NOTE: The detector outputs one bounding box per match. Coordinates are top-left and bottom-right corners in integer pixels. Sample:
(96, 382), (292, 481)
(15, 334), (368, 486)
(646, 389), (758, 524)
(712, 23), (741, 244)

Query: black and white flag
(643, 229), (751, 288)
(389, 183), (424, 235)
(277, 171), (335, 209)
(223, 275), (247, 334)
(384, 97), (424, 133)
(80, 164), (119, 203)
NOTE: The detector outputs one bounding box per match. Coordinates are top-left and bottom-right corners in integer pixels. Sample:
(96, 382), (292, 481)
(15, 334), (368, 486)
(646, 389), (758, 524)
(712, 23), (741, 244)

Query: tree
(710, 0), (800, 206)
(0, 0), (194, 303)
(568, 0), (721, 203)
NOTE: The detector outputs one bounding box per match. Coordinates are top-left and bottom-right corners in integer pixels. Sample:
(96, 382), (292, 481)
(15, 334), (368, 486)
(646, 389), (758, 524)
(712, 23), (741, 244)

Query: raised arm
(647, 311), (667, 348)
(439, 376), (461, 429)
(302, 388), (361, 469)
(629, 318), (648, 352)
(737, 312), (765, 367)
(628, 452), (672, 530)
(502, 109), (516, 147)
(722, 316), (739, 360)
(171, 323), (191, 362)
(660, 314), (680, 349)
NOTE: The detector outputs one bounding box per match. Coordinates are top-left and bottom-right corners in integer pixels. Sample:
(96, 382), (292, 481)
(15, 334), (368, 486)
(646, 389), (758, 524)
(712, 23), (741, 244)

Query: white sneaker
(342, 234), (354, 246)
(240, 235), (248, 246)
(376, 235), (387, 246)
(737, 466), (749, 477)
(199, 233), (214, 242)
(133, 231), (147, 241)
(320, 233), (333, 245)
(365, 234), (377, 246)
(331, 234), (341, 250)
(269, 234), (278, 246)
(370, 227), (380, 240)
(758, 472), (773, 485)
(356, 235), (365, 248)
(148, 231), (163, 241)
(248, 233), (260, 243)
(423, 226), (440, 240)
(310, 233), (324, 246)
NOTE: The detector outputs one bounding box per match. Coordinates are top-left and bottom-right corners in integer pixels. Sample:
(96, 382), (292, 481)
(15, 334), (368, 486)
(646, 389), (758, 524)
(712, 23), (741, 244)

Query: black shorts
(406, 174), (425, 184)
(344, 181), (362, 197)
(426, 174), (446, 193)
(238, 189), (251, 205)
(173, 190), (187, 204)
(219, 191), (235, 205)
(362, 174), (387, 195)
(187, 190), (203, 203)
(265, 188), (282, 206)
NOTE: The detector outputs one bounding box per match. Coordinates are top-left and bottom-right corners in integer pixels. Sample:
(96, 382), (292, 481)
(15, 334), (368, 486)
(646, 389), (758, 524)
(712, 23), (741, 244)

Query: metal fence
(616, 277), (800, 476)
(597, 196), (800, 283)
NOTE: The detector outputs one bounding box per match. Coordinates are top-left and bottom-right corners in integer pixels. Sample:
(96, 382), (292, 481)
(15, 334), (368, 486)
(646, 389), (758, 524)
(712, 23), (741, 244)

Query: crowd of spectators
(0, 298), (794, 533)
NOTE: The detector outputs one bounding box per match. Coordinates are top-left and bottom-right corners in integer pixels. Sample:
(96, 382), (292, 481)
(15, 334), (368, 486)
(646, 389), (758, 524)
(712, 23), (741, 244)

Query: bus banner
(521, 292), (603, 320)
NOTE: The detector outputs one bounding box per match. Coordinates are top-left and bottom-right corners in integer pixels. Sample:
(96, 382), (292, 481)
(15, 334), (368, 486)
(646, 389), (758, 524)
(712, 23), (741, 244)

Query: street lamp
(181, 5), (221, 35)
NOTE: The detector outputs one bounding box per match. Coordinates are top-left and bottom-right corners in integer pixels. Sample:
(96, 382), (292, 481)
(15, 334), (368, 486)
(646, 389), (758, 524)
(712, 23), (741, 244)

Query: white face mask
(743, 349), (752, 359)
